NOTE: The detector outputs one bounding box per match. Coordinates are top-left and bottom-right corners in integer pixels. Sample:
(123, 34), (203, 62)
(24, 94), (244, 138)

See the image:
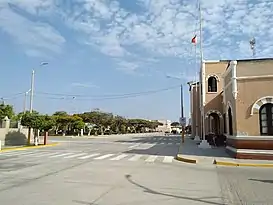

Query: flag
(191, 35), (197, 44)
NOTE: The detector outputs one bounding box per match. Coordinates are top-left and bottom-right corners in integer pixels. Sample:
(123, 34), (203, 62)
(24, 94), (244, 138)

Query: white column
(231, 60), (238, 99)
(199, 61), (211, 148)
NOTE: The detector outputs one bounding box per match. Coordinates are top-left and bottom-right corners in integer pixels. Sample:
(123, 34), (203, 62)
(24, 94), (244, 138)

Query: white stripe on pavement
(163, 156), (174, 163)
(128, 154), (142, 161)
(64, 153), (86, 159)
(1, 151), (35, 156)
(78, 153), (100, 159)
(145, 155), (157, 162)
(49, 153), (74, 158)
(94, 154), (115, 160)
(128, 144), (139, 149)
(32, 152), (59, 157)
(110, 154), (128, 161)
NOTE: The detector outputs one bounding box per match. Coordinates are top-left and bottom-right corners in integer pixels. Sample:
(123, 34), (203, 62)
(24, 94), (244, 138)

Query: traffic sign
(179, 117), (186, 126)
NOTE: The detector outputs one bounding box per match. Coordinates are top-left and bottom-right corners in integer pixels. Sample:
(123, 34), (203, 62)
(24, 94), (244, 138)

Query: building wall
(191, 84), (201, 137)
(236, 59), (273, 77)
(0, 128), (29, 146)
(234, 59), (273, 136)
(203, 61), (228, 135)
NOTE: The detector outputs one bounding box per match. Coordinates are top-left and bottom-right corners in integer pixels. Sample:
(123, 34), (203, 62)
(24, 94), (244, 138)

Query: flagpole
(194, 44), (200, 141)
(198, 0), (211, 148)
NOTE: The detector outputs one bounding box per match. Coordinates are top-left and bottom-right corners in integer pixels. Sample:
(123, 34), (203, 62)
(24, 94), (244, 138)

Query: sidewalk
(176, 136), (273, 167)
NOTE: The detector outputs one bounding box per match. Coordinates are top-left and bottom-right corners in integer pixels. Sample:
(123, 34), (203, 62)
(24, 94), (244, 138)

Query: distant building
(156, 119), (171, 133)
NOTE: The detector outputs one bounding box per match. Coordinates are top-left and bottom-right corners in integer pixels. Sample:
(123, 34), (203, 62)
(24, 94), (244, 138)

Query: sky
(0, 0), (272, 122)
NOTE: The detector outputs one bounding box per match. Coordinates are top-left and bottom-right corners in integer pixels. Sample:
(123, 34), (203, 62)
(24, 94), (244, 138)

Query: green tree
(171, 122), (180, 127)
(53, 111), (68, 116)
(0, 103), (15, 120)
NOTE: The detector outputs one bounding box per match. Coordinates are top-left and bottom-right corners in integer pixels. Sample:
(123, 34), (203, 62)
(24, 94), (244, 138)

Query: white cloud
(0, 1), (65, 57)
(71, 82), (99, 89)
(1, 0), (273, 69)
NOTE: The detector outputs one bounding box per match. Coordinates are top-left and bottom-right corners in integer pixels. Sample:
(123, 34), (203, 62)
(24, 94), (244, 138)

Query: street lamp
(28, 62), (49, 146)
(29, 62), (49, 113)
(166, 75), (184, 120)
(23, 89), (31, 114)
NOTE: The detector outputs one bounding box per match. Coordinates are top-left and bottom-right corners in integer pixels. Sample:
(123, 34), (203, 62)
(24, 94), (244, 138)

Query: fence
(0, 117), (28, 146)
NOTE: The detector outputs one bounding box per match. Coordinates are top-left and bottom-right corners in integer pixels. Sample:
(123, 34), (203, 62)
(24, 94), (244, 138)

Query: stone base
(226, 147), (273, 160)
(198, 140), (211, 149)
(194, 135), (200, 141)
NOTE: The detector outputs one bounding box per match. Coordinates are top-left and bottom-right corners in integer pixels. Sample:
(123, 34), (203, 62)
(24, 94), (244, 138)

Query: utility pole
(198, 0), (211, 148)
(180, 84), (185, 143)
(28, 62), (48, 145)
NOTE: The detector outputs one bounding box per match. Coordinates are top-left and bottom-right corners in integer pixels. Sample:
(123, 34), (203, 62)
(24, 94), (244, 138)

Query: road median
(175, 154), (197, 164)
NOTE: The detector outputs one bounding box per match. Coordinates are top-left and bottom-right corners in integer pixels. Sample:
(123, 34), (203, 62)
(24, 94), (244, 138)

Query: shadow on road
(178, 137), (229, 158)
(115, 135), (181, 144)
(117, 135), (181, 156)
(125, 174), (223, 205)
(123, 144), (179, 156)
(249, 179), (273, 184)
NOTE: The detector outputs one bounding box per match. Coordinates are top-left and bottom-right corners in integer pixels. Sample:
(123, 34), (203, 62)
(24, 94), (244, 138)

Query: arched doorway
(208, 113), (220, 135)
(259, 103), (273, 135)
(228, 107), (233, 135)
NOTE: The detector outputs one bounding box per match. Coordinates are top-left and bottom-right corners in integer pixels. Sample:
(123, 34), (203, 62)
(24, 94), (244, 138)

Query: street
(0, 134), (272, 205)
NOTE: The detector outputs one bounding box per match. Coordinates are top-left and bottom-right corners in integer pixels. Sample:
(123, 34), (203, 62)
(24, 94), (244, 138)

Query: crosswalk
(0, 150), (175, 164)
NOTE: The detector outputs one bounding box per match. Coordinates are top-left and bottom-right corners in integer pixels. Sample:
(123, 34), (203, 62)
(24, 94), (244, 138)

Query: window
(208, 76), (217, 92)
(223, 113), (226, 133)
(259, 103), (273, 135)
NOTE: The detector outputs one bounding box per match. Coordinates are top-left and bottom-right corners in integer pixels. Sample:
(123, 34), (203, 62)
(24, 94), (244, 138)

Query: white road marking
(32, 152), (58, 157)
(49, 153), (74, 158)
(94, 154), (115, 160)
(129, 144), (139, 149)
(128, 154), (142, 161)
(163, 156), (174, 163)
(64, 153), (86, 159)
(1, 151), (35, 156)
(145, 155), (158, 162)
(110, 154), (128, 161)
(78, 153), (100, 159)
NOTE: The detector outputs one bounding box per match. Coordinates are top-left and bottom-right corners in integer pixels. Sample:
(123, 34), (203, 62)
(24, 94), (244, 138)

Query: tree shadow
(115, 135), (180, 145)
(123, 144), (179, 156)
(125, 174), (223, 205)
(249, 179), (273, 184)
(4, 131), (27, 146)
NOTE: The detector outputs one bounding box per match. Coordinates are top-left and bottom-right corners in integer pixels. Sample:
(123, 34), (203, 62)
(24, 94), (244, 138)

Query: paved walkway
(177, 136), (273, 166)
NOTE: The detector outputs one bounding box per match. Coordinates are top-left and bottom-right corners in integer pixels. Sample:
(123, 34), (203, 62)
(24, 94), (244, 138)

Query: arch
(206, 74), (220, 82)
(208, 76), (218, 92)
(226, 101), (233, 116)
(205, 110), (223, 118)
(259, 103), (273, 135)
(250, 96), (273, 116)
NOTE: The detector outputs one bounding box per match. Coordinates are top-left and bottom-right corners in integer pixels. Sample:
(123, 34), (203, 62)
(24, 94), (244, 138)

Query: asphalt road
(0, 134), (272, 205)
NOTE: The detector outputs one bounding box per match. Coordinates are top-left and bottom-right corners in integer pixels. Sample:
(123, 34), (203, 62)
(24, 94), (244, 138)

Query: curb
(175, 154), (197, 164)
(0, 143), (59, 152)
(213, 159), (273, 168)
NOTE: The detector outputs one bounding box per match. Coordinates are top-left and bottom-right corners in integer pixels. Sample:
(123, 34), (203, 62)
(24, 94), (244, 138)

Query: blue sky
(0, 0), (272, 121)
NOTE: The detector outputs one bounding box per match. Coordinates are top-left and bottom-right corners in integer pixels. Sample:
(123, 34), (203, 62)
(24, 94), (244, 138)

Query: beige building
(189, 58), (273, 160)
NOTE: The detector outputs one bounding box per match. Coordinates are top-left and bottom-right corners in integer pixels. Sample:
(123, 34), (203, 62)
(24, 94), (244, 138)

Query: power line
(0, 92), (25, 100)
(35, 85), (180, 98)
(34, 85), (180, 101)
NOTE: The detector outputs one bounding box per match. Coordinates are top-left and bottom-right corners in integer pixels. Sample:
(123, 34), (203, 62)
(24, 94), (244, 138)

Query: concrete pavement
(0, 134), (272, 204)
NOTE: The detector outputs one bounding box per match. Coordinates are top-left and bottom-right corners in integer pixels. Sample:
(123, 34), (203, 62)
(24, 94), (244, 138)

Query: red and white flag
(191, 35), (197, 44)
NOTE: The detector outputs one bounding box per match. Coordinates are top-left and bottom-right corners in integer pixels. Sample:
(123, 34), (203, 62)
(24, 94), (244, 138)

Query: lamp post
(23, 89), (31, 114)
(28, 62), (49, 146)
(166, 75), (185, 143)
